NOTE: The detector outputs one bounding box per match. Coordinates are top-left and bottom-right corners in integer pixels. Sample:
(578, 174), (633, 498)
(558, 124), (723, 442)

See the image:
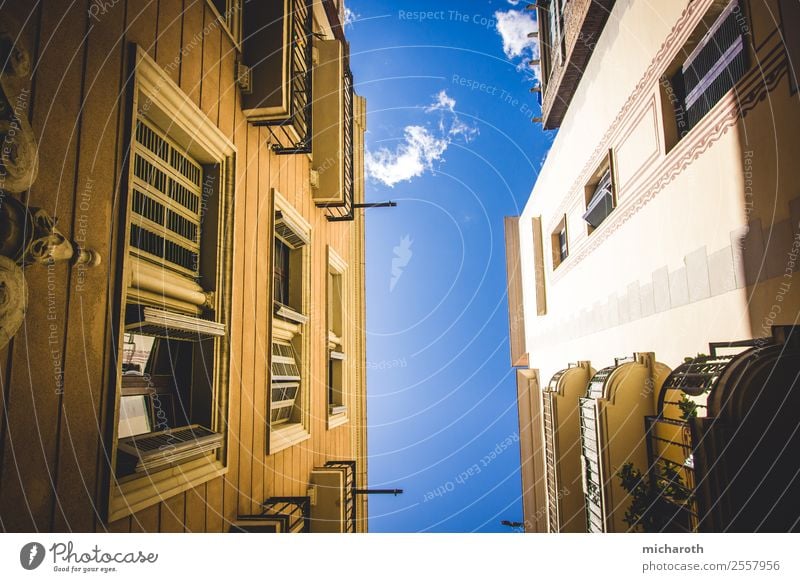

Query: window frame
(658, 0), (752, 151)
(107, 46), (236, 524)
(273, 238), (292, 306)
(326, 245), (349, 429)
(551, 215), (569, 269)
(269, 190), (312, 454)
(582, 149), (618, 234)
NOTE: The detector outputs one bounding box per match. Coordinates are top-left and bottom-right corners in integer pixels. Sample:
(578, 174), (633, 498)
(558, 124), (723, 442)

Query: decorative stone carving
(0, 31), (31, 78)
(0, 255), (26, 350)
(0, 116), (39, 193)
(0, 195), (101, 267)
(0, 27), (39, 194)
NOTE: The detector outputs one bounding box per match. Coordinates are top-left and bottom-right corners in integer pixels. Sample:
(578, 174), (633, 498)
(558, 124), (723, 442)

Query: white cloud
(494, 8), (540, 82)
(495, 9), (537, 59)
(343, 7), (357, 27)
(448, 117), (479, 143)
(427, 90), (479, 141)
(366, 91), (479, 187)
(366, 126), (449, 187)
(425, 90), (456, 113)
(506, 0), (522, 5)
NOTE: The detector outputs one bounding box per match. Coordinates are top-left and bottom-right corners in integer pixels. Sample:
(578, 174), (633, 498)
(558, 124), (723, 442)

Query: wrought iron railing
(273, 0), (314, 155)
(579, 397), (604, 533)
(260, 496), (311, 532)
(323, 68), (355, 221)
(324, 460), (357, 532)
(645, 416), (699, 532)
(542, 394), (560, 532)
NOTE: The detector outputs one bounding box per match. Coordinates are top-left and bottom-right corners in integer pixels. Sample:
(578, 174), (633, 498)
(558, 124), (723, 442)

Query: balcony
(309, 460), (357, 532)
(535, 0), (616, 129)
(241, 0), (313, 153)
(313, 63), (356, 222)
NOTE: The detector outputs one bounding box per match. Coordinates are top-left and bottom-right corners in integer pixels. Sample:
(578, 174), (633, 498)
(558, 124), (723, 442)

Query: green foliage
(617, 461), (693, 532)
(678, 394), (700, 420)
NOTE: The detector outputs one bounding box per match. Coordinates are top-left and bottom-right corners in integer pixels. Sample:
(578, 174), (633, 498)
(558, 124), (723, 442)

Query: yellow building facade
(0, 0), (368, 533)
(506, 0), (800, 532)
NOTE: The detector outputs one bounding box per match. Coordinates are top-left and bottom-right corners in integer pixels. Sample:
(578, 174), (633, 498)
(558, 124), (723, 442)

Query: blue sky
(346, 0), (554, 532)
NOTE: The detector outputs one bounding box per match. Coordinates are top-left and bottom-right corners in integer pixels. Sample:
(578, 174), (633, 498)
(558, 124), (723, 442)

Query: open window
(551, 215), (569, 269)
(660, 0), (751, 151)
(327, 246), (348, 428)
(109, 47), (235, 522)
(583, 150), (617, 233)
(270, 191), (312, 453)
(311, 38), (355, 217)
(241, 0), (313, 153)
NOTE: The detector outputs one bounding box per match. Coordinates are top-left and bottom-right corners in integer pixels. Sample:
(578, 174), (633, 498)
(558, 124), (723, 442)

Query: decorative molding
(549, 28), (789, 280)
(273, 188), (312, 237)
(327, 244), (347, 274)
(546, 0), (710, 233)
(532, 199), (800, 346)
(134, 46), (235, 161)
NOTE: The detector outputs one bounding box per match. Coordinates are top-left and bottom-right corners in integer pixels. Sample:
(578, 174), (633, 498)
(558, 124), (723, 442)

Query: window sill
(327, 413), (349, 430)
(269, 423), (310, 455)
(108, 453), (226, 523)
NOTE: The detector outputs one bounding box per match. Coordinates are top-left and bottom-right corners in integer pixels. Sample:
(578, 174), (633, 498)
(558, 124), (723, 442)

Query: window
(270, 191), (311, 453)
(273, 206), (310, 319)
(660, 0), (750, 149)
(327, 246), (348, 428)
(270, 341), (301, 426)
(109, 47), (235, 522)
(274, 238), (291, 305)
(552, 216), (569, 269)
(583, 151), (617, 232)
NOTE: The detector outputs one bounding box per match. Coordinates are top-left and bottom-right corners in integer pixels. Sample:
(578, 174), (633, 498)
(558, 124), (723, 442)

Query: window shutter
(681, 0), (748, 131)
(130, 118), (203, 279)
(275, 210), (310, 248)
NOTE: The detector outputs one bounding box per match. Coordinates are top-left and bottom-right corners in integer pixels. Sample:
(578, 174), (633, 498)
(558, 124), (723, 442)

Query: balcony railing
(536, 0), (616, 129)
(233, 496), (311, 532)
(644, 416), (700, 533)
(322, 68), (355, 222)
(273, 0), (314, 155)
(324, 460), (357, 532)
